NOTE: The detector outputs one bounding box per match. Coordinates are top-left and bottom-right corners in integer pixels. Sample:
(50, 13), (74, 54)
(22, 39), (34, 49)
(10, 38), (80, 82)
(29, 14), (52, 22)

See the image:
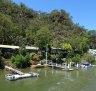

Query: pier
(5, 66), (24, 75)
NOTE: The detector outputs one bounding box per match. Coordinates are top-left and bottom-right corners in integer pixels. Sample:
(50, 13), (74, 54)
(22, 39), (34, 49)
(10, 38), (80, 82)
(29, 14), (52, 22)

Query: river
(0, 67), (96, 91)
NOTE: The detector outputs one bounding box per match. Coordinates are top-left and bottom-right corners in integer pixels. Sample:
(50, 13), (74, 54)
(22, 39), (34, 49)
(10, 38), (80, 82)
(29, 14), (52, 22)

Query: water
(0, 67), (96, 91)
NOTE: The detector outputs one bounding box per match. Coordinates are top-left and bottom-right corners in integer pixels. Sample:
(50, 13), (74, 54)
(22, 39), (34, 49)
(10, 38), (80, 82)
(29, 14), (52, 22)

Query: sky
(12, 0), (96, 30)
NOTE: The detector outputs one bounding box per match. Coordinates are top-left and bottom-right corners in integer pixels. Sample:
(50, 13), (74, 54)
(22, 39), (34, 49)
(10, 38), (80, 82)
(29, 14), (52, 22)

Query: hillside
(0, 0), (94, 52)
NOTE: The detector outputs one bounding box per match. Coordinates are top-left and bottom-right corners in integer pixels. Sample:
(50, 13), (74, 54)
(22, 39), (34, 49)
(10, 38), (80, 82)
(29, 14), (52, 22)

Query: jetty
(5, 66), (39, 81)
(48, 62), (74, 71)
(5, 66), (24, 75)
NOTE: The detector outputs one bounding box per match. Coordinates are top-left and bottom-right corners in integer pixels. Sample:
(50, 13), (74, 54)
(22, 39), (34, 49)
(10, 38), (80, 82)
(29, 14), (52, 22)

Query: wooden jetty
(5, 66), (24, 75)
(48, 63), (74, 71)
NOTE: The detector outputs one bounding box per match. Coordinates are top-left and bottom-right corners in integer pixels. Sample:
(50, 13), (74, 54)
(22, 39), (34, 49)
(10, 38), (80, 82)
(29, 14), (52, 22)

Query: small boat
(80, 63), (92, 68)
(5, 72), (39, 81)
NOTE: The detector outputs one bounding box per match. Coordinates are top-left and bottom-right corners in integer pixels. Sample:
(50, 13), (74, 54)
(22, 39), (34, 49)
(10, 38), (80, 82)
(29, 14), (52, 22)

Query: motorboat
(80, 63), (92, 68)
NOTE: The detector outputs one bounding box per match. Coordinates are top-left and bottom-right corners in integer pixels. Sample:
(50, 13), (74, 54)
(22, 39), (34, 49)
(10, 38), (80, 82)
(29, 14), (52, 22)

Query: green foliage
(14, 55), (25, 68)
(88, 30), (96, 48)
(0, 13), (13, 44)
(51, 54), (56, 60)
(25, 53), (31, 64)
(11, 54), (31, 68)
(82, 53), (95, 64)
(72, 54), (81, 63)
(0, 0), (91, 54)
(62, 43), (72, 52)
(19, 44), (26, 56)
(69, 33), (90, 54)
(11, 56), (15, 63)
(65, 57), (72, 64)
(35, 27), (52, 47)
(26, 29), (35, 44)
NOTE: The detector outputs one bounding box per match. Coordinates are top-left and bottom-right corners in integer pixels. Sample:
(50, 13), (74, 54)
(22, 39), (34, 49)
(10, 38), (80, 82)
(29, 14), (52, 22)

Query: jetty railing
(5, 66), (24, 75)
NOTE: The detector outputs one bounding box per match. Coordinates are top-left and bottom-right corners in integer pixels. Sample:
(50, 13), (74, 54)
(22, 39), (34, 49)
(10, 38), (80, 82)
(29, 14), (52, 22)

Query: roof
(0, 44), (38, 50)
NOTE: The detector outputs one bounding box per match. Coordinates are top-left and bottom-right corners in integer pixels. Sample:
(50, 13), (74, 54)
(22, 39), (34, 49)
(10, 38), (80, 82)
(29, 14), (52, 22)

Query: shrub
(19, 45), (26, 56)
(25, 53), (31, 66)
(51, 54), (56, 60)
(11, 56), (15, 63)
(72, 54), (81, 63)
(82, 53), (95, 64)
(14, 55), (25, 68)
(11, 54), (31, 68)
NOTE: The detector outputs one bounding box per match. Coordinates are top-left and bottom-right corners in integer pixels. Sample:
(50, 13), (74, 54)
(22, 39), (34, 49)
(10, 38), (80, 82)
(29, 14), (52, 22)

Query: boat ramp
(5, 66), (24, 75)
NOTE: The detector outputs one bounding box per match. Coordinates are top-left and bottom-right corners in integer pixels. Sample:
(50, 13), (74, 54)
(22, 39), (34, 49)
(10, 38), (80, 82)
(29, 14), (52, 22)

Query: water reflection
(76, 70), (79, 78)
(44, 68), (47, 77)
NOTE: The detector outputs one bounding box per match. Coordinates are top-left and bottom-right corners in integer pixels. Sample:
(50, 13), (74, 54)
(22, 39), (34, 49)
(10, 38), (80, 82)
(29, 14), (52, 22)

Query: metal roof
(0, 44), (38, 50)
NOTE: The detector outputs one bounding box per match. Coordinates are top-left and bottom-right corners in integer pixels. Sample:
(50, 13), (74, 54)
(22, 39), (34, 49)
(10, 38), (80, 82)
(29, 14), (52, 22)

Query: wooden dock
(5, 66), (24, 75)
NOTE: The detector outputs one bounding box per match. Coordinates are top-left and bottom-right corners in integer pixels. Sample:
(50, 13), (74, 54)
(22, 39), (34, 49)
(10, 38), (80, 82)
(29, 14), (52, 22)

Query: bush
(25, 53), (31, 66)
(82, 53), (95, 64)
(29, 52), (35, 60)
(11, 56), (15, 63)
(14, 55), (25, 68)
(19, 45), (26, 56)
(51, 54), (56, 60)
(72, 54), (81, 63)
(11, 54), (32, 68)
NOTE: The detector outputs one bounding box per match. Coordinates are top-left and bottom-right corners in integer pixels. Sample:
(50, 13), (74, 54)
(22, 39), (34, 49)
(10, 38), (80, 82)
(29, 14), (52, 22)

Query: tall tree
(35, 27), (52, 48)
(0, 13), (13, 44)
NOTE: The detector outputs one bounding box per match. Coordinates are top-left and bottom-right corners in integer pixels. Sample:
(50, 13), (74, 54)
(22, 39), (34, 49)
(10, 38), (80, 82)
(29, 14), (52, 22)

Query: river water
(0, 67), (96, 91)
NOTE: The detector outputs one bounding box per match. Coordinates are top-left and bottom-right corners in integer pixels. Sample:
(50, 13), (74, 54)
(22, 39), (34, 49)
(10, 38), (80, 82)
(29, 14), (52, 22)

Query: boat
(5, 72), (39, 81)
(80, 63), (92, 68)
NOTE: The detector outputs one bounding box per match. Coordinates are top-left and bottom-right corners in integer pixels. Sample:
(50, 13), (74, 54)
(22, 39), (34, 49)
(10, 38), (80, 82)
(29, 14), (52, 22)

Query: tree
(26, 29), (35, 44)
(88, 30), (96, 48)
(82, 53), (95, 64)
(35, 27), (52, 48)
(0, 0), (91, 53)
(19, 44), (27, 56)
(69, 32), (90, 54)
(62, 43), (72, 52)
(0, 13), (13, 44)
(72, 54), (81, 64)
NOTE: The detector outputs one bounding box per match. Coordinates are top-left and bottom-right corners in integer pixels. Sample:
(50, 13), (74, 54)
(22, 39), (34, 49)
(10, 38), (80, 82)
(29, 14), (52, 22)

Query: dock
(5, 66), (24, 75)
(48, 63), (74, 71)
